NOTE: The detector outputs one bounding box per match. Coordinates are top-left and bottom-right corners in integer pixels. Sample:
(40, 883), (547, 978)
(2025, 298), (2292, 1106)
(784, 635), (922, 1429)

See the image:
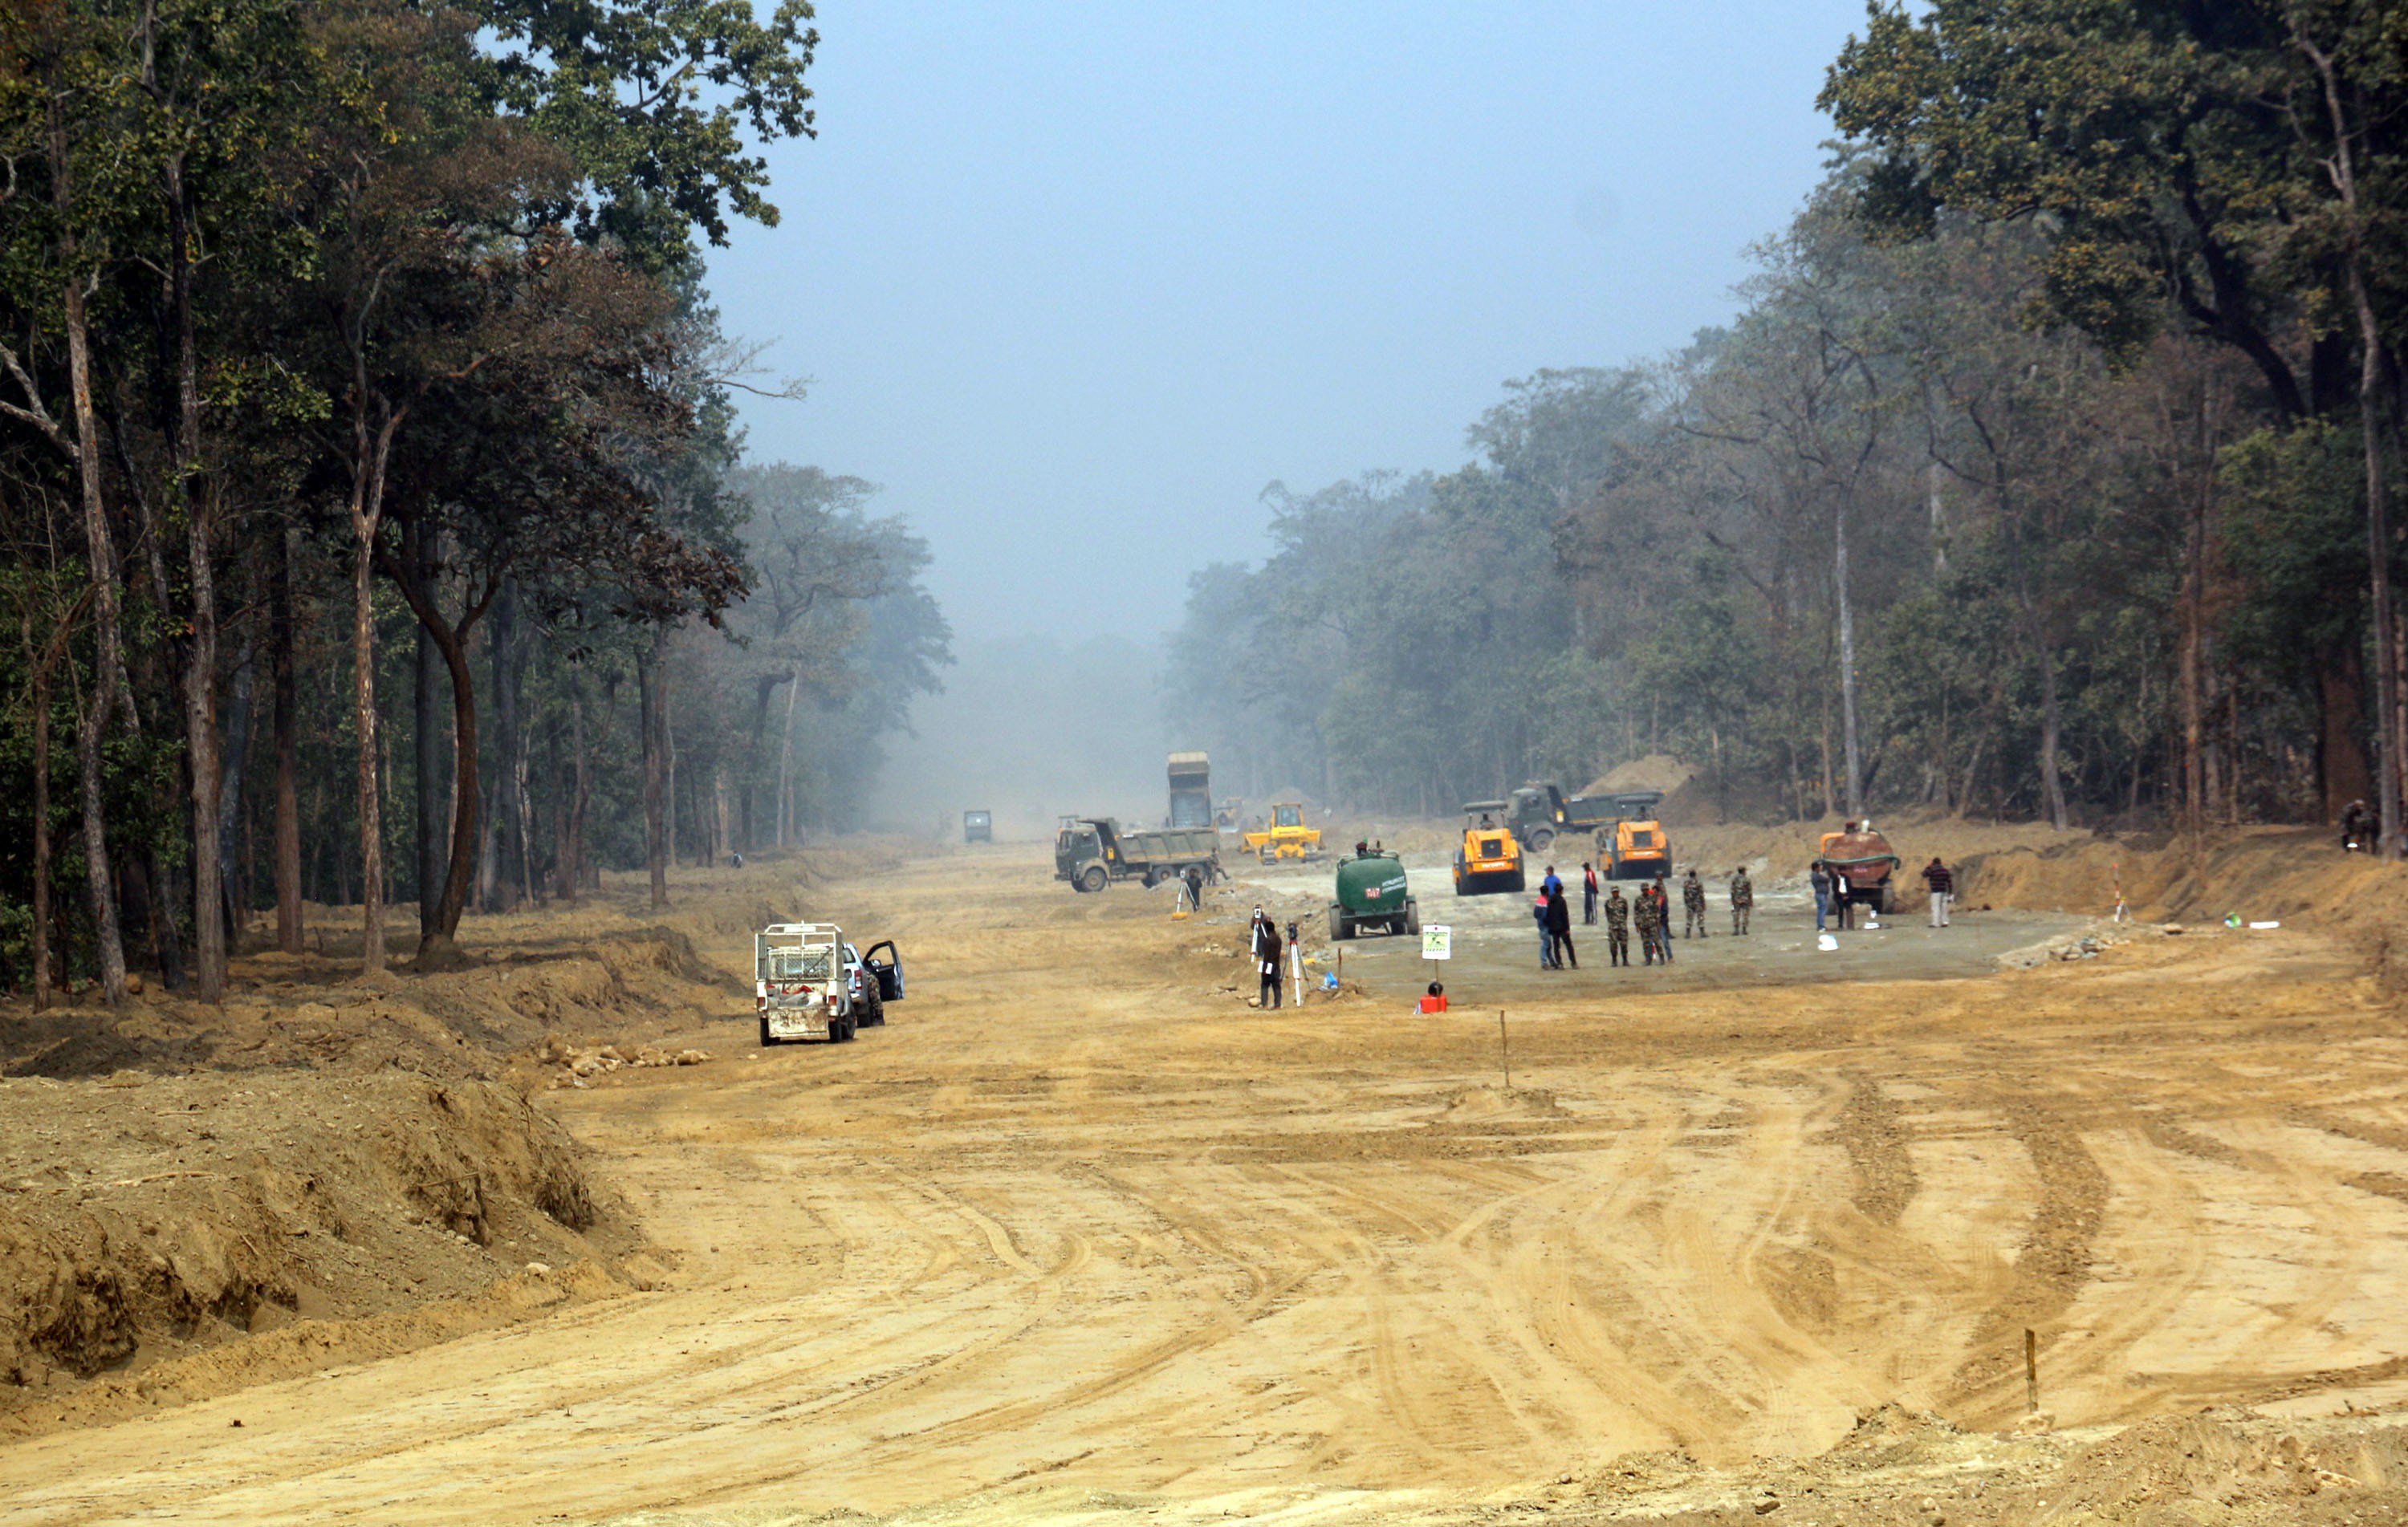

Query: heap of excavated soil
(0, 882), (771, 1436)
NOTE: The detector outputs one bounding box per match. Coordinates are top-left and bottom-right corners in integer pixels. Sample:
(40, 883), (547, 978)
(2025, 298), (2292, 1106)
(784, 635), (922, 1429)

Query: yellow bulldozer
(1242, 801), (1324, 863)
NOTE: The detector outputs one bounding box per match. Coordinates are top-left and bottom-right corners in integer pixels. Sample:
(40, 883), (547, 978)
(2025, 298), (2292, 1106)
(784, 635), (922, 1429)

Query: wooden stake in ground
(2024, 1327), (2040, 1413)
(1499, 1009), (1511, 1090)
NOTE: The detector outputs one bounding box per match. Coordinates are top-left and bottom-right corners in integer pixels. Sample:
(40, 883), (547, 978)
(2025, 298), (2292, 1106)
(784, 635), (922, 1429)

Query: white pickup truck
(755, 923), (905, 1046)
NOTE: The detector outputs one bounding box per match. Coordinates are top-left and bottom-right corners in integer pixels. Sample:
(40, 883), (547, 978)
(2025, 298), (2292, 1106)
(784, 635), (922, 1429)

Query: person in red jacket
(1418, 981), (1448, 1014)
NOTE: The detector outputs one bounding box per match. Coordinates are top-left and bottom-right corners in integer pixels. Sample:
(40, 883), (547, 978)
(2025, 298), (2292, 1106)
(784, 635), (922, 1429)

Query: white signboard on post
(1421, 924), (1452, 960)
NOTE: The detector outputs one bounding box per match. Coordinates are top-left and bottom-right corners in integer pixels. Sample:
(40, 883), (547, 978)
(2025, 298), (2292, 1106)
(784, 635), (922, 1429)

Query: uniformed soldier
(1729, 867), (1753, 936)
(1632, 883), (1662, 965)
(1603, 885), (1630, 966)
(1682, 868), (1708, 939)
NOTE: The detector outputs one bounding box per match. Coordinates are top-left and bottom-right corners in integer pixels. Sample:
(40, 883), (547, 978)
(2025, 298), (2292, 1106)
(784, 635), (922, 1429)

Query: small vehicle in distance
(963, 809), (993, 844)
(1242, 801), (1325, 863)
(755, 924), (906, 1044)
(1452, 802), (1527, 895)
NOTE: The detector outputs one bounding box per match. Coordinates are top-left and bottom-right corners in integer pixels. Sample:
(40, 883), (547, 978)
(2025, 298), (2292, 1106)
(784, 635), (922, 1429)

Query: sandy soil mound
(0, 871), (778, 1437)
(0, 1062), (641, 1436)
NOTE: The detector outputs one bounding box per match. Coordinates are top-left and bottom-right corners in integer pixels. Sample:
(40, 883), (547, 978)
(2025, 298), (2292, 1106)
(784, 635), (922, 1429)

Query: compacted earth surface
(5, 822), (2408, 1525)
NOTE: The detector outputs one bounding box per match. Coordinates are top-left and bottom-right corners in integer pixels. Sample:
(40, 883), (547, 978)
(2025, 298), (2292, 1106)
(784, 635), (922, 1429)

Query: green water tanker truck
(1328, 848), (1418, 940)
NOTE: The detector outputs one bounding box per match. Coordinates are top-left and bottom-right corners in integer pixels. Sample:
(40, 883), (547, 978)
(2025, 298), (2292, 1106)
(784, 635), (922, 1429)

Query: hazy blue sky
(709, 2), (1872, 644)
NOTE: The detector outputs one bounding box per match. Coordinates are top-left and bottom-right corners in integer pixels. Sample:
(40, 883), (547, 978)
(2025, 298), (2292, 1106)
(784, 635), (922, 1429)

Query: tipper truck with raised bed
(1168, 753), (1213, 829)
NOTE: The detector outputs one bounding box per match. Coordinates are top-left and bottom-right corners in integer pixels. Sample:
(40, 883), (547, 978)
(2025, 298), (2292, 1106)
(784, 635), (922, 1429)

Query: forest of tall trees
(0, 0), (946, 1002)
(1167, 2), (2408, 845)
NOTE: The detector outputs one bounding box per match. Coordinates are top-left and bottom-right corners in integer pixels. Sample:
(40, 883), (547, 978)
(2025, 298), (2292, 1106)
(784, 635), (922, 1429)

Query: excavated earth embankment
(0, 900), (759, 1437)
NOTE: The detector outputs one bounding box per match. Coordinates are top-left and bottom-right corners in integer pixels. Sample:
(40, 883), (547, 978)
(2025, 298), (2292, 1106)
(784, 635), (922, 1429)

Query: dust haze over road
(864, 632), (1168, 841)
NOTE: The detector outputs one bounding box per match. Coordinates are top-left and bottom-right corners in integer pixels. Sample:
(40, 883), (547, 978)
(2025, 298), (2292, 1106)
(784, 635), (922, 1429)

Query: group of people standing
(1806, 853), (1957, 930)
(1538, 863), (1755, 969)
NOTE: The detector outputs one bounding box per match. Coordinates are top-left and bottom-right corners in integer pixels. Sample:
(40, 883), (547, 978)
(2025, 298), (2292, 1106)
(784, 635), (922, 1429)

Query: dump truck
(1168, 753), (1213, 829)
(1452, 802), (1527, 895)
(1507, 783), (1660, 853)
(1819, 824), (1903, 913)
(962, 810), (993, 844)
(1055, 816), (1222, 893)
(1242, 801), (1325, 863)
(1328, 847), (1418, 939)
(754, 924), (905, 1044)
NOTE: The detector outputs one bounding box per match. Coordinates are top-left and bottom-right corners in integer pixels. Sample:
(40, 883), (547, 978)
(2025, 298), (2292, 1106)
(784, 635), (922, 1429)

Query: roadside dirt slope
(0, 894), (763, 1436)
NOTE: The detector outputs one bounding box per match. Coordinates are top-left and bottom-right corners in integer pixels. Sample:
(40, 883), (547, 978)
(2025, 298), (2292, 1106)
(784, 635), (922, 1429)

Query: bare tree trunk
(218, 641), (255, 941)
(1926, 461), (1949, 575)
(2394, 619), (2408, 824)
(347, 441), (397, 973)
(663, 660), (679, 867)
(640, 626), (669, 908)
(2298, 14), (2403, 859)
(2180, 481), (2206, 842)
(1835, 501), (1864, 818)
(2351, 274), (2399, 857)
(560, 680), (588, 902)
(270, 529), (303, 952)
(411, 522), (446, 937)
(2227, 680), (2243, 822)
(159, 159), (226, 1002)
(775, 675), (800, 846)
(52, 99), (129, 1009)
(714, 762), (734, 865)
(27, 610), (57, 1011)
(394, 603), (485, 960)
(502, 583), (535, 906)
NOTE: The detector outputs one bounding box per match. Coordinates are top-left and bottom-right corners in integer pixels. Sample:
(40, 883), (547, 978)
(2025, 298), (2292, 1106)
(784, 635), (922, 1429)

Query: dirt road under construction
(7, 834), (2408, 1525)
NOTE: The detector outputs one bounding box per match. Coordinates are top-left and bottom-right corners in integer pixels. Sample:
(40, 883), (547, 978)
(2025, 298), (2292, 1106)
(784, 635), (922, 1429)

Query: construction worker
(1418, 981), (1449, 1014)
(1183, 863), (1206, 913)
(1603, 885), (1630, 966)
(1922, 857), (1954, 928)
(1542, 863), (1563, 900)
(1729, 866), (1753, 936)
(1582, 862), (1599, 924)
(1632, 881), (1662, 965)
(1546, 883), (1576, 969)
(1810, 861), (1832, 931)
(1257, 919), (1283, 1009)
(2342, 799), (2370, 853)
(1682, 868), (1708, 938)
(1532, 893), (1556, 969)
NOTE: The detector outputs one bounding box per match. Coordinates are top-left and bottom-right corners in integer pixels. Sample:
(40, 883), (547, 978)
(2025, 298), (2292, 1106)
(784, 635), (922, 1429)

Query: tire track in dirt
(1942, 1083), (2108, 1419)
(1834, 1070), (1918, 1227)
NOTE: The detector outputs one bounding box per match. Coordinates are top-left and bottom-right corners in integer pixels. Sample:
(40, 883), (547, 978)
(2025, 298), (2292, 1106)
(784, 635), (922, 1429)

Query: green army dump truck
(1328, 848), (1418, 940)
(1055, 816), (1222, 893)
(1506, 783), (1662, 853)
